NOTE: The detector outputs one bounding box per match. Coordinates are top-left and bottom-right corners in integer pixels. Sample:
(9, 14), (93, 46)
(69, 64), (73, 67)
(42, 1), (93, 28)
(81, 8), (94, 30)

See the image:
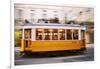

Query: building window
(66, 29), (72, 40)
(59, 29), (65, 40)
(73, 30), (79, 40)
(30, 9), (35, 11)
(24, 29), (31, 39)
(44, 29), (51, 40)
(53, 11), (57, 13)
(52, 29), (58, 40)
(43, 10), (47, 12)
(36, 29), (43, 40)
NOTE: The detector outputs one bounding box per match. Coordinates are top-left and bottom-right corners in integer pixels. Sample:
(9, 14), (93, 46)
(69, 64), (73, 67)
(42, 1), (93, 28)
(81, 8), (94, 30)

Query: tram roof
(16, 22), (86, 30)
(22, 23), (83, 27)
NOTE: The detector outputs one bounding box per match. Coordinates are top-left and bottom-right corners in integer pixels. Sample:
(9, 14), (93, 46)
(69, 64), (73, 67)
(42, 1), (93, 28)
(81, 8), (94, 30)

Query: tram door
(81, 30), (85, 46)
(24, 29), (31, 48)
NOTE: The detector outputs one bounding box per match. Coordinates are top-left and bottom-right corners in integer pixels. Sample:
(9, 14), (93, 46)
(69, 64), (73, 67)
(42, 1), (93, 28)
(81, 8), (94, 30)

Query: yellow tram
(20, 23), (86, 54)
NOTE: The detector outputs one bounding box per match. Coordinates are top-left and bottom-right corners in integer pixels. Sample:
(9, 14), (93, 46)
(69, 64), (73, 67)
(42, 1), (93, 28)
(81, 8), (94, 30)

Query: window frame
(35, 28), (80, 41)
(36, 28), (43, 40)
(73, 29), (79, 40)
(24, 29), (31, 40)
(59, 29), (65, 40)
(44, 29), (51, 40)
(52, 29), (58, 40)
(66, 29), (73, 40)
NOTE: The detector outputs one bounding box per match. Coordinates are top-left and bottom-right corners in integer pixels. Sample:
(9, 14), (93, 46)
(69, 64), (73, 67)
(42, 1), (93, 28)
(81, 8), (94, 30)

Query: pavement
(15, 44), (94, 65)
(86, 44), (94, 48)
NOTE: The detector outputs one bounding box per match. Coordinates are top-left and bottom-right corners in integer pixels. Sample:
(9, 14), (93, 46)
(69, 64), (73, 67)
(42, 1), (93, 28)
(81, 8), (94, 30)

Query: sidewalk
(86, 43), (94, 48)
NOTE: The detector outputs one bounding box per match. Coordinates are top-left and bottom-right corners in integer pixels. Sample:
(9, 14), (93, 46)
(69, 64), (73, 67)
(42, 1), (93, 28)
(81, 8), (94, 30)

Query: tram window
(44, 29), (50, 40)
(73, 30), (78, 40)
(24, 29), (31, 39)
(66, 29), (72, 40)
(59, 29), (65, 40)
(52, 29), (58, 40)
(36, 29), (43, 40)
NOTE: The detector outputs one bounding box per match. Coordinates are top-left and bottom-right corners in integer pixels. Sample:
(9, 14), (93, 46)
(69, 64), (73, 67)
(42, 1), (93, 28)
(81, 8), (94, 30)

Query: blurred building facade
(14, 3), (94, 44)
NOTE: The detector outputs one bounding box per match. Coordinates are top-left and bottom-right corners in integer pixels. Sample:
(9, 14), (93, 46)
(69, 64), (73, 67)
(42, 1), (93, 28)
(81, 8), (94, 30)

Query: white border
(13, 0), (95, 8)
(11, 0), (14, 69)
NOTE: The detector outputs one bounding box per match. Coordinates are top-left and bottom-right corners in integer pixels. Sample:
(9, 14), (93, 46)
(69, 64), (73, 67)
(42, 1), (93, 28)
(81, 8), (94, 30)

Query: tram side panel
(30, 40), (86, 52)
(20, 40), (86, 52)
